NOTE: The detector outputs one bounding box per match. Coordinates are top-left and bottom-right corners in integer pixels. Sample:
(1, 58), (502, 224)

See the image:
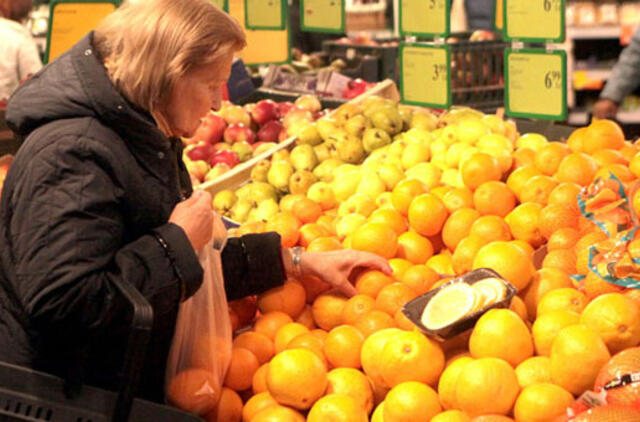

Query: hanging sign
(46, 0), (117, 63)
(245, 0), (285, 30)
(399, 0), (450, 38)
(504, 0), (565, 43)
(505, 48), (567, 120)
(301, 0), (345, 34)
(399, 43), (451, 109)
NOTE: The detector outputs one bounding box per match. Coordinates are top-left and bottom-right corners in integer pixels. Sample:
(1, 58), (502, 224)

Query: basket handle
(109, 277), (154, 422)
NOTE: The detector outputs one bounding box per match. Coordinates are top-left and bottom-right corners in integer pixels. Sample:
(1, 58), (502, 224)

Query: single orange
(265, 212), (302, 248)
(224, 347), (260, 391)
(583, 119), (625, 153)
(353, 310), (397, 338)
(512, 147), (536, 169)
(242, 391), (278, 422)
(298, 223), (330, 248)
(460, 152), (502, 190)
(292, 198), (322, 224)
(547, 228), (581, 251)
(352, 222), (398, 259)
(472, 181), (516, 217)
(547, 182), (582, 211)
(312, 292), (349, 331)
(555, 153), (600, 186)
(442, 187), (475, 213)
(355, 270), (395, 299)
(472, 241), (536, 291)
(534, 142), (570, 176)
(257, 281), (306, 319)
(567, 126), (587, 152)
(324, 325), (365, 369)
(232, 332), (275, 365)
(389, 258), (413, 281)
(273, 322), (310, 353)
(519, 175), (559, 205)
(204, 387), (242, 422)
(401, 264), (440, 296)
(504, 202), (544, 248)
(522, 267), (574, 320)
(285, 332), (328, 367)
(252, 363), (269, 394)
(316, 214), (337, 235)
(442, 208), (482, 251)
(369, 208), (408, 236)
(396, 230), (434, 264)
(379, 331), (445, 387)
(342, 294), (376, 325)
(375, 282), (417, 316)
(538, 203), (579, 240)
(452, 235), (487, 275)
(469, 215), (512, 243)
(408, 193), (449, 237)
(326, 368), (375, 414)
(392, 179), (427, 216)
(307, 236), (342, 252)
(167, 368), (220, 415)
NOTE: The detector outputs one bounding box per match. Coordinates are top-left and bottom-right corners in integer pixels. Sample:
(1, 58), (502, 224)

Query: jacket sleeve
(10, 137), (202, 342)
(221, 232), (286, 301)
(601, 26), (640, 104)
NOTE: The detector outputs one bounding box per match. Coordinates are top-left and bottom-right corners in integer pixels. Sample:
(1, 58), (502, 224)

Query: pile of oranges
(173, 113), (640, 421)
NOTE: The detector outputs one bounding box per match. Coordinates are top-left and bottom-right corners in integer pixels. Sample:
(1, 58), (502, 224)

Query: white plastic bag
(165, 214), (232, 417)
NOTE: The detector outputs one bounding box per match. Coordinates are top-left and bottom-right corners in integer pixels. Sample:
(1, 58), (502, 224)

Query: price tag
(494, 0), (503, 30)
(400, 0), (450, 38)
(301, 0), (345, 34)
(245, 0), (285, 30)
(210, 0), (228, 11)
(400, 43), (451, 109)
(505, 49), (567, 121)
(46, 0), (117, 63)
(504, 0), (565, 42)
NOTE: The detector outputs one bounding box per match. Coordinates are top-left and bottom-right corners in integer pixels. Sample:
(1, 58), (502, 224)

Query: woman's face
(164, 52), (233, 138)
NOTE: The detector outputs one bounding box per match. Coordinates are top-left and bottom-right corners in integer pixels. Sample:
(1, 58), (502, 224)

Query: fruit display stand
(198, 79), (400, 197)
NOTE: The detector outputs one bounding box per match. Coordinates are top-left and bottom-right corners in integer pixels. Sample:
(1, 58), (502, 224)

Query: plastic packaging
(165, 214), (232, 417)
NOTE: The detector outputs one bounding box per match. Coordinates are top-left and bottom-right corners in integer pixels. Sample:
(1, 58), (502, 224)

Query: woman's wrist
(281, 247), (306, 279)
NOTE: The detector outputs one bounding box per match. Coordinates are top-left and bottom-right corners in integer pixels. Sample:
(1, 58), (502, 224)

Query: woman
(0, 0), (42, 101)
(0, 0), (390, 403)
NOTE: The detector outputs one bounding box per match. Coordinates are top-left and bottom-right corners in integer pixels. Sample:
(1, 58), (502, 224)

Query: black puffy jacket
(0, 33), (285, 402)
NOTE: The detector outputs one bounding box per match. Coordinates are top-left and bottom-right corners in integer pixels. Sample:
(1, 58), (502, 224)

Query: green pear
(344, 114), (371, 138)
(229, 197), (253, 223)
(313, 158), (343, 182)
(317, 118), (340, 142)
(333, 103), (362, 126)
(403, 127), (433, 147)
(410, 110), (438, 131)
(376, 162), (404, 190)
(272, 149), (290, 162)
(250, 159), (271, 182)
(212, 190), (237, 216)
(331, 166), (361, 202)
(406, 162), (442, 190)
(295, 122), (322, 146)
(362, 127), (392, 153)
(289, 170), (318, 195)
(290, 144), (318, 172)
(232, 141), (253, 162)
(356, 173), (386, 200)
(267, 160), (294, 193)
(248, 198), (279, 223)
(253, 142), (278, 157)
(314, 142), (332, 162)
(398, 105), (413, 131)
(248, 182), (278, 205)
(336, 135), (366, 164)
(307, 181), (337, 210)
(401, 141), (431, 170)
(235, 183), (253, 199)
(362, 96), (393, 118)
(369, 105), (403, 136)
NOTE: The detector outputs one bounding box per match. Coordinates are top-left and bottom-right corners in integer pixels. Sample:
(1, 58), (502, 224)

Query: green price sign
(301, 0), (345, 34)
(210, 0), (228, 11)
(400, 43), (451, 109)
(245, 0), (285, 30)
(505, 48), (567, 120)
(400, 0), (450, 38)
(504, 0), (565, 42)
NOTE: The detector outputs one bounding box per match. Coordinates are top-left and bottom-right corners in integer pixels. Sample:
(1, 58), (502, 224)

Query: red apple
(209, 150), (239, 168)
(277, 101), (295, 117)
(257, 120), (283, 143)
(193, 113), (227, 144)
(224, 124), (256, 144)
(185, 142), (214, 162)
(251, 99), (279, 125)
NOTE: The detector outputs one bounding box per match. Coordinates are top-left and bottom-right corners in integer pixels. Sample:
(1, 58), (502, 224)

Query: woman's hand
(296, 249), (392, 297)
(169, 190), (213, 251)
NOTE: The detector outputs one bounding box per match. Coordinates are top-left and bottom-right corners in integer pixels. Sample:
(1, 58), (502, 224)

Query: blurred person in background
(0, 0), (42, 102)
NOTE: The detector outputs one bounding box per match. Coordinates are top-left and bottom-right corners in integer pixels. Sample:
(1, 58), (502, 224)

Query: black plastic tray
(402, 268), (517, 342)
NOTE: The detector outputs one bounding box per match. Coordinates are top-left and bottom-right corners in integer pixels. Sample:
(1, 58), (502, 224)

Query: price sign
(245, 0), (285, 30)
(301, 0), (345, 34)
(494, 0), (503, 30)
(210, 0), (228, 11)
(400, 0), (450, 38)
(400, 43), (451, 109)
(46, 0), (117, 63)
(504, 0), (565, 42)
(505, 49), (567, 120)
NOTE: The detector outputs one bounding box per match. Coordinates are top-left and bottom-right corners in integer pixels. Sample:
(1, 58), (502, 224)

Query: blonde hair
(94, 0), (246, 113)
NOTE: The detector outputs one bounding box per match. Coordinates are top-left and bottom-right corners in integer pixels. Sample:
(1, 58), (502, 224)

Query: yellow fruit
(249, 404), (305, 422)
(383, 381), (442, 422)
(521, 268), (573, 320)
(408, 193), (449, 237)
(274, 323), (310, 353)
(580, 293), (640, 354)
(472, 241), (535, 291)
(513, 383), (575, 422)
(360, 328), (403, 386)
(455, 358), (520, 416)
(323, 325), (364, 369)
(504, 203), (544, 248)
(509, 295), (528, 322)
(242, 392), (278, 422)
(550, 324), (611, 395)
(306, 393), (368, 422)
(378, 330), (445, 388)
(514, 357), (551, 388)
(266, 349), (328, 410)
(326, 368), (374, 414)
(469, 309), (534, 367)
(537, 288), (587, 316)
(426, 253), (455, 276)
(432, 410), (472, 422)
(438, 356), (474, 410)
(532, 310), (580, 356)
(371, 402), (384, 422)
(422, 282), (479, 330)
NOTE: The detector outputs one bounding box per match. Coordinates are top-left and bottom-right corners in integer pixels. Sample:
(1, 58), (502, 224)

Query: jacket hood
(6, 33), (168, 151)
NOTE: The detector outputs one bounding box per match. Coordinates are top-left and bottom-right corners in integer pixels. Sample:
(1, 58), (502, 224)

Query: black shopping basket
(0, 277), (202, 422)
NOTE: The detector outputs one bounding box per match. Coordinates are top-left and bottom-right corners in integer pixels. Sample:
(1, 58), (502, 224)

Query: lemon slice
(421, 282), (478, 330)
(472, 277), (507, 308)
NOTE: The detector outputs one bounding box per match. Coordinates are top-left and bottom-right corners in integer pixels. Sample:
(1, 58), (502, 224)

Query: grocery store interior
(6, 0), (640, 422)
